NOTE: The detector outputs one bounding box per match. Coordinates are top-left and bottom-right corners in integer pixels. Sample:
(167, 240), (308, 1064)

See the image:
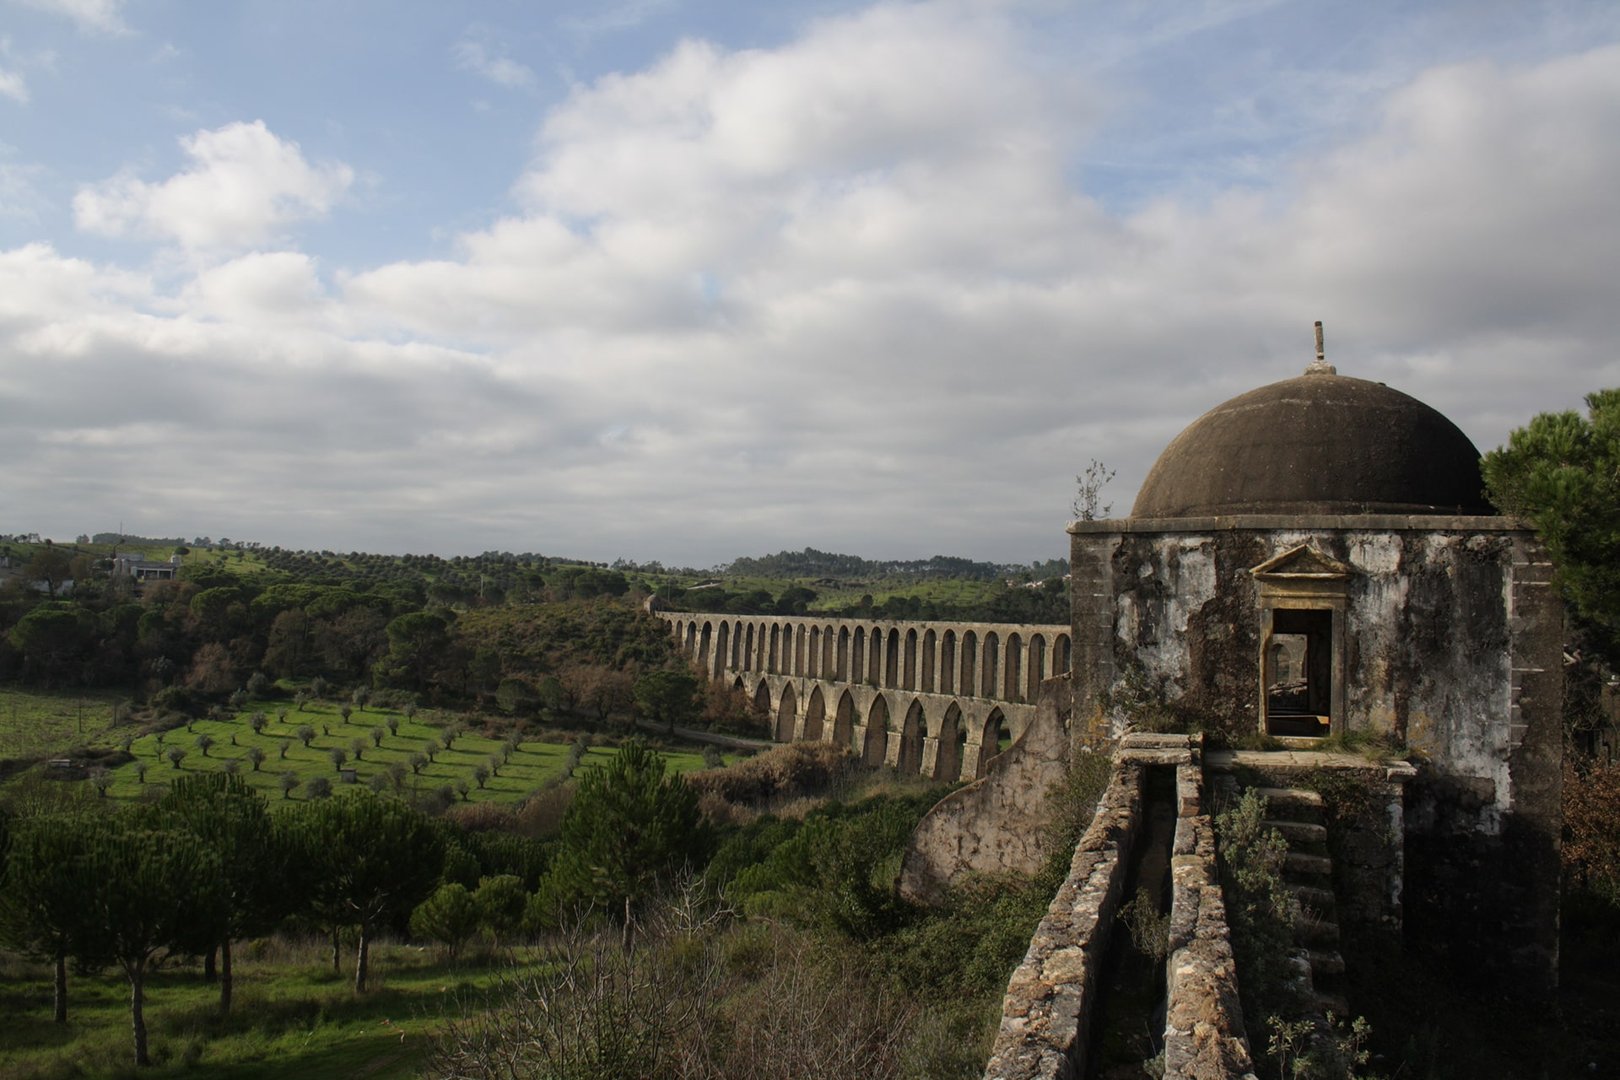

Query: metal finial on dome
(1305, 320), (1337, 375)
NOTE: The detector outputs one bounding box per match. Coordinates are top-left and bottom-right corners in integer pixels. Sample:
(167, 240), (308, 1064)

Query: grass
(96, 700), (727, 807)
(0, 936), (542, 1080)
(0, 687), (130, 760)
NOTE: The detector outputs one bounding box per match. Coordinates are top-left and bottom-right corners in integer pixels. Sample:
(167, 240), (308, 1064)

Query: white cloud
(7, 7), (1620, 563)
(12, 0), (127, 34)
(0, 64), (25, 103)
(73, 120), (353, 254)
(452, 28), (536, 90)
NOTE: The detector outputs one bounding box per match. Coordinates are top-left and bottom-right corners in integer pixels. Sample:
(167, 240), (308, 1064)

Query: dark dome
(1131, 368), (1491, 518)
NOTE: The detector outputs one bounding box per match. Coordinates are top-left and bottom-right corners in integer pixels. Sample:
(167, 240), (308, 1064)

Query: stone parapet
(1162, 793), (1258, 1080)
(983, 759), (1145, 1080)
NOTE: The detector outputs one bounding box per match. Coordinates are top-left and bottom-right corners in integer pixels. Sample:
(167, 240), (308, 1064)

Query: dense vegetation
(0, 534), (1089, 1077)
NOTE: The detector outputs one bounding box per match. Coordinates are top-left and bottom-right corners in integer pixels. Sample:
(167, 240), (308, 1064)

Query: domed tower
(1068, 325), (1562, 990)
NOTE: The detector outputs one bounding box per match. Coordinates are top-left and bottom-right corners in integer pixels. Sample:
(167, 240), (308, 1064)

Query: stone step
(1308, 949), (1346, 977)
(1290, 884), (1337, 913)
(1252, 787), (1326, 823)
(1266, 819), (1328, 847)
(1296, 915), (1340, 947)
(1286, 851), (1335, 878)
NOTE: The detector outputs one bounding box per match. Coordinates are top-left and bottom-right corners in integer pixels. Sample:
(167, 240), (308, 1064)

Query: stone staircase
(1253, 786), (1349, 1018)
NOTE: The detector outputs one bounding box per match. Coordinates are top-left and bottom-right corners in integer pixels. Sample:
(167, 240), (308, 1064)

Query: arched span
(775, 682), (799, 743)
(863, 696), (889, 767)
(885, 629), (900, 689)
(868, 628), (883, 687)
(768, 624), (780, 674)
(833, 690), (857, 750)
(899, 699), (925, 775)
(804, 685), (826, 741)
(921, 629), (936, 692)
(1054, 634), (1072, 676)
(936, 702), (964, 782)
(809, 626), (821, 678)
(961, 632), (978, 697)
(1028, 634), (1047, 699)
(982, 632), (1000, 702)
(836, 627), (850, 681)
(940, 630), (956, 694)
(903, 629), (917, 690)
(852, 627), (866, 682)
(1004, 632), (1022, 702)
(753, 679), (771, 722)
(977, 707), (1011, 777)
(714, 622), (730, 678)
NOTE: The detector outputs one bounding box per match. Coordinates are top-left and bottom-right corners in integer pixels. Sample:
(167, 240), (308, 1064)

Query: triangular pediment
(1249, 544), (1354, 581)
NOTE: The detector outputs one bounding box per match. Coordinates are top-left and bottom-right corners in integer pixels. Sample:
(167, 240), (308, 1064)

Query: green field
(0, 938), (529, 1079)
(0, 688), (130, 760)
(0, 684), (728, 806)
(100, 700), (724, 806)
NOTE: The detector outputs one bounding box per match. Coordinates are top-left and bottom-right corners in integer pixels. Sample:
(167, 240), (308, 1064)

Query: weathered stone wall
(983, 735), (1245, 1080)
(899, 676), (1073, 904)
(983, 757), (1144, 1080)
(1069, 514), (1563, 990)
(1163, 763), (1257, 1080)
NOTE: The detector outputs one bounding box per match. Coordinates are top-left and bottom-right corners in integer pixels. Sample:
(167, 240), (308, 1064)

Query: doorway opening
(1264, 608), (1332, 738)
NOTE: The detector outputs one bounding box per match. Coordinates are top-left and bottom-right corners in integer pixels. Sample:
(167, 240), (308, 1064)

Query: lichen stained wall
(1072, 515), (1563, 990)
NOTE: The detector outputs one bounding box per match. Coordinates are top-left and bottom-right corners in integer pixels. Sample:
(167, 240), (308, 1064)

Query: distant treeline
(725, 547), (1066, 581)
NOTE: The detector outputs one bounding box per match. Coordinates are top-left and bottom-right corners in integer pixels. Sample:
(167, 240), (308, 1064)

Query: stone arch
(940, 630), (957, 694)
(752, 679), (771, 719)
(1054, 634), (1072, 676)
(715, 622), (730, 677)
(936, 702), (964, 782)
(977, 707), (1011, 777)
(863, 696), (889, 766)
(685, 622), (697, 654)
(768, 624), (780, 674)
(852, 627), (866, 682)
(804, 685), (826, 741)
(732, 675), (745, 694)
(821, 625), (836, 677)
(885, 629), (900, 689)
(903, 629), (918, 690)
(961, 632), (978, 697)
(921, 629), (937, 692)
(899, 699), (926, 775)
(1028, 633), (1047, 699)
(982, 632), (1000, 700)
(1004, 632), (1022, 701)
(833, 690), (857, 749)
(808, 626), (821, 678)
(794, 624), (807, 675)
(731, 620), (744, 669)
(868, 627), (883, 686)
(744, 624), (756, 671)
(775, 682), (798, 743)
(699, 621), (713, 673)
(837, 627), (851, 680)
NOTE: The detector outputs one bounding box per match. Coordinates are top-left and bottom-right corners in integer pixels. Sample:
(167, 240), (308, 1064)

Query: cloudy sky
(2, 1), (1618, 567)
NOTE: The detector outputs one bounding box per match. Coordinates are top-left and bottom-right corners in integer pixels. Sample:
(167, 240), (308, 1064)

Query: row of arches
(672, 615), (1071, 705)
(747, 677), (1015, 784)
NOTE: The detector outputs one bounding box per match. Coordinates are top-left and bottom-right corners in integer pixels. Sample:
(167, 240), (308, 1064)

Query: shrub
(411, 883), (480, 959)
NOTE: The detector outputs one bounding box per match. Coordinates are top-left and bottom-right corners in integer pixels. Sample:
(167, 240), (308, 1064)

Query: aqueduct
(658, 612), (1071, 783)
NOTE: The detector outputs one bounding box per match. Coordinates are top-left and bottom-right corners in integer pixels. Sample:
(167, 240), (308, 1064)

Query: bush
(531, 742), (710, 927)
(686, 742), (853, 813)
(411, 883), (480, 959)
